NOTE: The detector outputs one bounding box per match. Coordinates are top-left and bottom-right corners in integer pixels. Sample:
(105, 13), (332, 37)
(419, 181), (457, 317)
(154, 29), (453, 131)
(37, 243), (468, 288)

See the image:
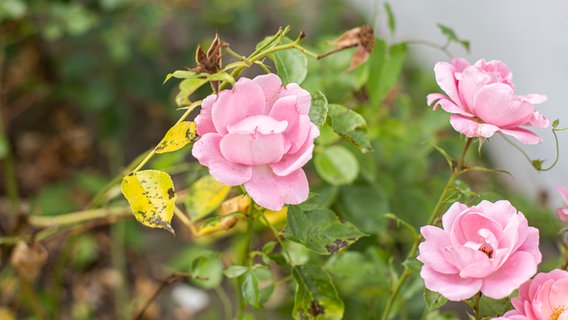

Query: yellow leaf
(154, 121), (198, 154)
(185, 175), (231, 220)
(121, 170), (177, 234)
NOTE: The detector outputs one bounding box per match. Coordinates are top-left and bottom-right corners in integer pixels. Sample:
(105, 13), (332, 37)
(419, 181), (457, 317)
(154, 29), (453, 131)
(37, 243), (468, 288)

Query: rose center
(551, 305), (566, 320)
(478, 243), (494, 258)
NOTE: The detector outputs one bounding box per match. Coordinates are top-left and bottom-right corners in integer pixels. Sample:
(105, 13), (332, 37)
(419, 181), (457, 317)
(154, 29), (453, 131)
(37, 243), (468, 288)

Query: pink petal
(548, 278), (568, 312)
(514, 226), (542, 265)
(432, 61), (465, 110)
(473, 84), (534, 128)
(427, 94), (471, 116)
(457, 65), (497, 112)
(220, 133), (285, 166)
(527, 111), (550, 128)
(244, 166), (309, 211)
(269, 96), (310, 154)
(194, 94), (217, 136)
(557, 208), (568, 223)
(441, 202), (469, 230)
(420, 264), (482, 301)
(557, 185), (568, 204)
(278, 83), (311, 114)
(192, 133), (252, 185)
(449, 114), (500, 138)
(499, 127), (543, 144)
(211, 78), (266, 135)
(253, 73), (283, 112)
(227, 115), (288, 135)
(270, 123), (319, 176)
(481, 251), (539, 300)
(519, 93), (547, 105)
(417, 226), (459, 274)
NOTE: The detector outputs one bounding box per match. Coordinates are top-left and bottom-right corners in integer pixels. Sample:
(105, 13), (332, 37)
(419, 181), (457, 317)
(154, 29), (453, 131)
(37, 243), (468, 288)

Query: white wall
(352, 0), (568, 207)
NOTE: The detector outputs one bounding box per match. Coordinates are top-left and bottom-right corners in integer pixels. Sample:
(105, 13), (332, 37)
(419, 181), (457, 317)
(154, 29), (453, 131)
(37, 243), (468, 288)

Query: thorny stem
(381, 138), (473, 320)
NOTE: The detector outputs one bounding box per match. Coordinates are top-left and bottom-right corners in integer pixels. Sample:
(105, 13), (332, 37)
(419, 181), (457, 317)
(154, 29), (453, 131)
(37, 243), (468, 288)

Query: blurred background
(1, 0), (565, 319)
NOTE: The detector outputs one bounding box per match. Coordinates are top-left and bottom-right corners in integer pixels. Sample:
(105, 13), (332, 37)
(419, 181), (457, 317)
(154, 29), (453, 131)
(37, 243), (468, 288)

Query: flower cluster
(427, 58), (549, 144)
(192, 73), (319, 211)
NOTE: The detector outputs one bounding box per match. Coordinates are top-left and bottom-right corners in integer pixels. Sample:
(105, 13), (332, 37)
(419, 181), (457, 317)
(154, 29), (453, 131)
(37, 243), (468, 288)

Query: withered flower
(191, 33), (227, 92)
(322, 25), (375, 72)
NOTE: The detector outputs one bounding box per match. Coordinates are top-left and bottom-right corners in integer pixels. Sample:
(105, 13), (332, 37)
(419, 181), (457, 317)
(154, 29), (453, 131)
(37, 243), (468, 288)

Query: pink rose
(417, 200), (542, 301)
(497, 269), (568, 319)
(556, 185), (568, 223)
(427, 58), (549, 144)
(191, 73), (319, 211)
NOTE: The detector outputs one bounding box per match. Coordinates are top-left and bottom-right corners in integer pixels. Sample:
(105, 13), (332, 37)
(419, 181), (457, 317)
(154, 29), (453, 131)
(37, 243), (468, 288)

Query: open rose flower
(556, 185), (568, 223)
(417, 200), (541, 301)
(495, 269), (568, 319)
(427, 58), (549, 144)
(191, 73), (319, 211)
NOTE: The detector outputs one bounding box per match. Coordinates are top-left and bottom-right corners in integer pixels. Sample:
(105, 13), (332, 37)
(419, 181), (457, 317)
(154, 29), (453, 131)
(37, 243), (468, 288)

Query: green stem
(235, 201), (256, 319)
(215, 285), (233, 320)
(28, 206), (130, 227)
(472, 292), (482, 320)
(259, 211), (294, 266)
(381, 138), (473, 320)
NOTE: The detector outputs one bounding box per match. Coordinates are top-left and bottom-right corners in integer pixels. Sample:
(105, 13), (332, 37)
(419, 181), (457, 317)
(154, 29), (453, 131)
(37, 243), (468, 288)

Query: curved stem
(28, 206), (130, 227)
(381, 138), (473, 320)
(235, 200), (256, 319)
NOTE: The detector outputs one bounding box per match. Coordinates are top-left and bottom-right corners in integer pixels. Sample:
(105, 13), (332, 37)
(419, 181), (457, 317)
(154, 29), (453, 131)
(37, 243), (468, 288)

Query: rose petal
(481, 251), (539, 299)
(220, 132), (285, 166)
(473, 83), (534, 128)
(192, 134), (252, 185)
(420, 264), (482, 301)
(211, 78), (266, 135)
(417, 226), (459, 274)
(244, 166), (309, 211)
(270, 123), (319, 176)
(195, 94), (218, 136)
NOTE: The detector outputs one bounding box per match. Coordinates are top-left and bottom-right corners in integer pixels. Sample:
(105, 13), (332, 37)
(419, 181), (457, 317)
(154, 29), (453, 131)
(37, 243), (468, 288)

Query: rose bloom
(495, 269), (568, 320)
(556, 185), (568, 223)
(191, 73), (319, 211)
(417, 200), (542, 301)
(427, 58), (549, 144)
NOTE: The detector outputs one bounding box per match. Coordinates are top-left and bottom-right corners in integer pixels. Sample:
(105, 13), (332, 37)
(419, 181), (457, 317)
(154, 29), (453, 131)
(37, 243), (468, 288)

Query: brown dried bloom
(323, 25), (375, 71)
(191, 33), (227, 92)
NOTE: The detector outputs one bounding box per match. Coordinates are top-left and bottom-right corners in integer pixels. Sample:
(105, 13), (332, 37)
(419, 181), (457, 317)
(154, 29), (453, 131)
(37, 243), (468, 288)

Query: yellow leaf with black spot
(155, 121), (198, 154)
(121, 170), (177, 234)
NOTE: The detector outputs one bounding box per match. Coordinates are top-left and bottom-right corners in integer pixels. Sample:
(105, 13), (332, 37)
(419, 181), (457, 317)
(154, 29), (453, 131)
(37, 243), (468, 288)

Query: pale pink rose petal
(555, 185), (568, 223)
(480, 200), (519, 225)
(474, 59), (513, 85)
(220, 133), (285, 166)
(556, 185), (568, 204)
(252, 73), (283, 112)
(420, 265), (483, 301)
(417, 226), (459, 274)
(194, 94), (218, 135)
(514, 227), (542, 264)
(427, 94), (472, 115)
(227, 115), (288, 135)
(277, 83), (311, 114)
(270, 124), (319, 176)
(244, 166), (309, 211)
(473, 84), (534, 127)
(457, 65), (496, 111)
(499, 127), (543, 144)
(192, 134), (252, 185)
(481, 251), (539, 299)
(269, 96), (310, 154)
(431, 61), (465, 110)
(527, 111), (550, 128)
(520, 93), (548, 105)
(449, 114), (499, 139)
(548, 278), (568, 312)
(211, 78), (266, 135)
(557, 208), (568, 223)
(441, 202), (470, 230)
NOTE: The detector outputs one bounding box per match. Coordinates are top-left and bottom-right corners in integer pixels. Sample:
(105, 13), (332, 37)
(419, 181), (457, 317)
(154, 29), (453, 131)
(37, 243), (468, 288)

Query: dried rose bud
(325, 25), (375, 71)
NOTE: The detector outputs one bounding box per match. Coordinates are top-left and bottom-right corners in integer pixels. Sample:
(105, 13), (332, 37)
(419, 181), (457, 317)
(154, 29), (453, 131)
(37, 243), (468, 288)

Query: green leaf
(185, 175), (231, 220)
(284, 206), (367, 255)
(424, 289), (447, 310)
(367, 39), (407, 107)
(154, 121), (198, 154)
(175, 78), (208, 106)
(309, 91), (329, 128)
(337, 184), (388, 234)
(121, 170), (177, 234)
(437, 24), (470, 52)
(242, 265), (274, 308)
(314, 145), (359, 186)
(327, 104), (372, 153)
(191, 253), (224, 289)
(478, 295), (513, 318)
(292, 264), (344, 320)
(163, 70), (198, 83)
(224, 265), (248, 278)
(384, 2), (396, 34)
(271, 37), (308, 84)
